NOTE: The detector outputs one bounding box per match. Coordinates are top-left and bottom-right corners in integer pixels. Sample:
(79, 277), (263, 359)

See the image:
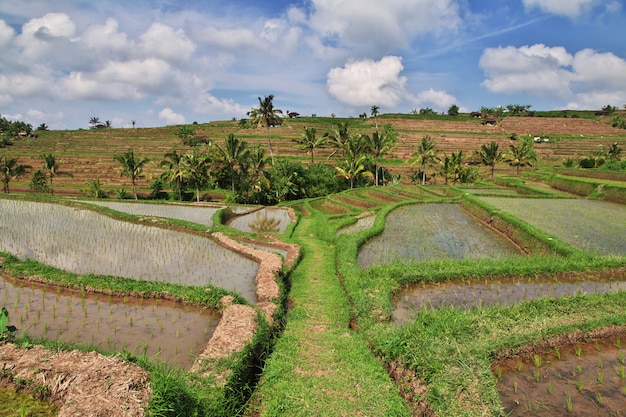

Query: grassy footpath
(246, 210), (408, 416)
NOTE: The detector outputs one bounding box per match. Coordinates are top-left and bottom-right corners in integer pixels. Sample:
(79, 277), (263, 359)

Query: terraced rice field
(357, 203), (522, 268)
(479, 197), (626, 255)
(226, 207), (293, 233)
(0, 199), (259, 302)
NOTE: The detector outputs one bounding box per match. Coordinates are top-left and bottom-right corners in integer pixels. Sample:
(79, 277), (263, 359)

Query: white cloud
(308, 0), (462, 54)
(16, 12), (77, 58)
(82, 18), (132, 55)
(57, 71), (141, 101)
(327, 56), (407, 107)
(0, 19), (15, 46)
(479, 44), (573, 96)
(522, 0), (602, 18)
(571, 49), (626, 89)
(140, 23), (196, 63)
(412, 88), (458, 111)
(189, 94), (248, 117)
(159, 107), (186, 125)
(96, 59), (173, 88)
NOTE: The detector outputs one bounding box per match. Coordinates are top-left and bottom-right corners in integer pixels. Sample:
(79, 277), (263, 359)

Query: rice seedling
(533, 354), (542, 368)
(554, 347), (561, 360)
(619, 351), (625, 365)
(597, 370), (603, 384)
(575, 345), (582, 358)
(533, 368), (540, 382)
(565, 393), (573, 412)
(577, 379), (583, 392)
(547, 380), (553, 394)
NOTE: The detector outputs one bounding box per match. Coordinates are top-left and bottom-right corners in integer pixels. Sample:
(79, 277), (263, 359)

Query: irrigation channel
(1, 275), (219, 368)
(357, 203), (522, 268)
(495, 332), (626, 416)
(0, 199), (259, 303)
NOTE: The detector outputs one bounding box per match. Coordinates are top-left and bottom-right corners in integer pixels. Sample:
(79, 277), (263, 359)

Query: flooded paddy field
(78, 200), (222, 226)
(479, 197), (626, 256)
(358, 203), (522, 269)
(496, 332), (626, 416)
(337, 214), (376, 235)
(0, 199), (259, 303)
(1, 275), (219, 368)
(226, 207), (293, 233)
(393, 274), (626, 325)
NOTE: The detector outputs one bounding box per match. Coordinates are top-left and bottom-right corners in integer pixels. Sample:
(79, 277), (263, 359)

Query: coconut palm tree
(181, 147), (211, 202)
(293, 126), (326, 164)
(503, 138), (538, 175)
(479, 141), (503, 178)
(409, 135), (440, 185)
(327, 120), (352, 158)
(248, 95), (283, 166)
(89, 117), (100, 129)
(1, 156), (30, 193)
(335, 136), (372, 189)
(370, 105), (380, 132)
(113, 149), (149, 200)
(215, 133), (250, 193)
(364, 127), (396, 186)
(160, 150), (185, 200)
(41, 153), (72, 196)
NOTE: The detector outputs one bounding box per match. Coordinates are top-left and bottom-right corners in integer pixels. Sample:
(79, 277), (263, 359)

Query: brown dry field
(2, 114), (625, 196)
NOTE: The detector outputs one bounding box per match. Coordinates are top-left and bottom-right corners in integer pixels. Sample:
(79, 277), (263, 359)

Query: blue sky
(0, 0), (624, 129)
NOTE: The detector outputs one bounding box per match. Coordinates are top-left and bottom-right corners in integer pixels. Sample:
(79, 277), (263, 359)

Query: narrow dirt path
(246, 212), (408, 416)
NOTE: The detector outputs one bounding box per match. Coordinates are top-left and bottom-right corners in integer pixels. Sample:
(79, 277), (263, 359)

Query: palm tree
(370, 105), (380, 132)
(248, 95), (283, 166)
(409, 135), (440, 185)
(327, 120), (352, 158)
(160, 150), (185, 200)
(1, 157), (30, 193)
(503, 138), (538, 175)
(608, 142), (622, 160)
(479, 141), (503, 178)
(181, 147), (211, 202)
(113, 149), (149, 199)
(41, 153), (72, 196)
(364, 128), (396, 186)
(335, 136), (372, 189)
(89, 117), (100, 129)
(215, 133), (250, 193)
(293, 127), (326, 163)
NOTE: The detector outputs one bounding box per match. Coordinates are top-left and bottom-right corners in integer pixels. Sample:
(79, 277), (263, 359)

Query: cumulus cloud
(327, 56), (407, 107)
(15, 12), (77, 58)
(57, 71), (141, 101)
(480, 43), (626, 109)
(479, 44), (573, 97)
(82, 18), (132, 56)
(189, 94), (248, 117)
(522, 0), (602, 18)
(308, 0), (462, 54)
(159, 107), (186, 125)
(140, 23), (196, 63)
(412, 89), (458, 111)
(0, 19), (15, 46)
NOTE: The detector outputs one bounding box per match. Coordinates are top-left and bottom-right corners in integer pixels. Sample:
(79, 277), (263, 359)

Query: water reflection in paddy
(1, 276), (219, 368)
(393, 277), (626, 325)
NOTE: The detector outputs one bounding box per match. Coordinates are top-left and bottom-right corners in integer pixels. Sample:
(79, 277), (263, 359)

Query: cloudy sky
(0, 0), (625, 129)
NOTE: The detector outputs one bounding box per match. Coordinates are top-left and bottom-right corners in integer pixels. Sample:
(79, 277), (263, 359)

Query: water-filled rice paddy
(393, 276), (626, 325)
(461, 187), (520, 196)
(479, 197), (626, 256)
(337, 214), (376, 235)
(357, 203), (521, 268)
(0, 200), (259, 303)
(79, 200), (222, 226)
(226, 207), (293, 233)
(496, 333), (626, 416)
(1, 275), (218, 368)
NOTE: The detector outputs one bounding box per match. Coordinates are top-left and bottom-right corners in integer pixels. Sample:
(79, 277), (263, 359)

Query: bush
(29, 169), (50, 193)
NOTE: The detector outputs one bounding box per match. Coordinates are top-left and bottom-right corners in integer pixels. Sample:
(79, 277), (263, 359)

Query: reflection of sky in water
(227, 207), (293, 233)
(337, 215), (375, 235)
(0, 200), (258, 303)
(394, 278), (626, 325)
(79, 200), (221, 226)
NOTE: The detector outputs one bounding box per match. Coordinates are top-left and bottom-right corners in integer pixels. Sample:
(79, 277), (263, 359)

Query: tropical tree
(409, 135), (441, 184)
(364, 124), (397, 186)
(113, 149), (149, 199)
(335, 136), (372, 189)
(41, 153), (72, 196)
(177, 125), (196, 145)
(36, 123), (48, 131)
(181, 147), (211, 202)
(370, 105), (380, 132)
(327, 120), (352, 158)
(447, 104), (459, 116)
(1, 156), (30, 193)
(608, 142), (623, 160)
(89, 117), (100, 129)
(478, 141), (503, 178)
(503, 138), (538, 175)
(248, 95), (283, 166)
(160, 150), (186, 200)
(293, 126), (326, 163)
(215, 133), (250, 193)
(85, 177), (108, 198)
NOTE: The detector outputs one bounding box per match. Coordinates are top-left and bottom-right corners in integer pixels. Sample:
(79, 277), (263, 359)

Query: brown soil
(0, 343), (151, 417)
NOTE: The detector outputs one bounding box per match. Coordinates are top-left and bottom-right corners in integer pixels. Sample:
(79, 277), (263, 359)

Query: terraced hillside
(3, 114), (625, 195)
